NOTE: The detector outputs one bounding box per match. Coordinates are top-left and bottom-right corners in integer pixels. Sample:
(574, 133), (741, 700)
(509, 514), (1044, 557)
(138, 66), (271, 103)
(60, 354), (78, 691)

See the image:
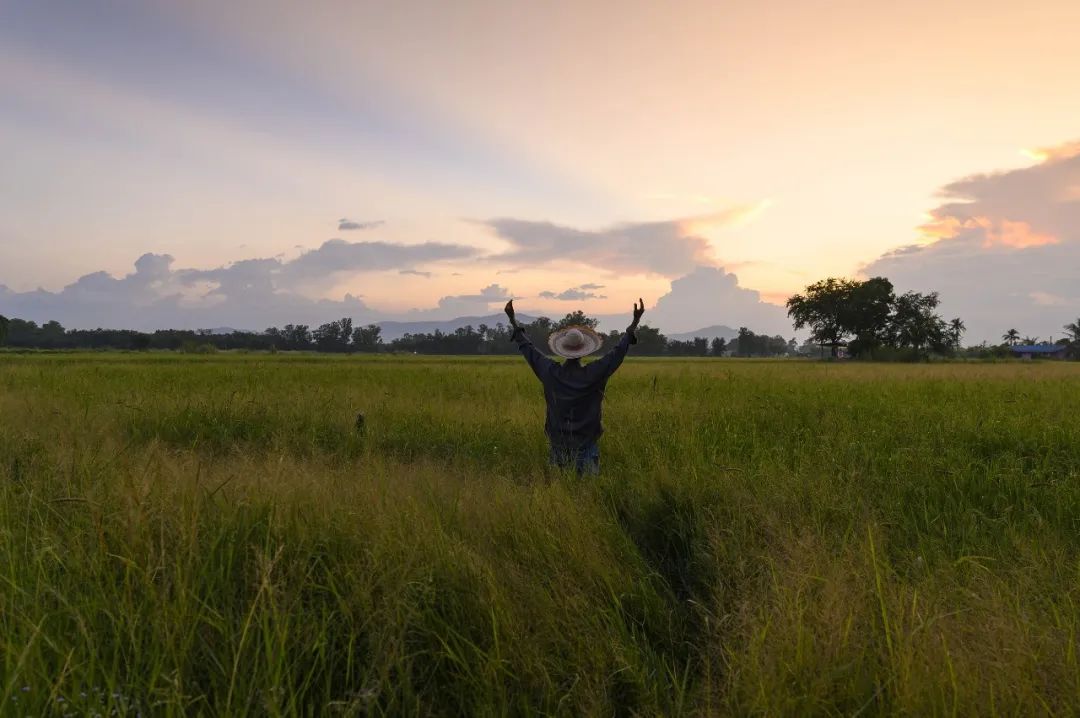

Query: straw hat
(548, 325), (603, 359)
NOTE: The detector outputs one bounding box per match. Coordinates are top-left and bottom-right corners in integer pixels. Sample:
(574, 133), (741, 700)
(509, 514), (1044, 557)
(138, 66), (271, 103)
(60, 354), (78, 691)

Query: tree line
(7, 296), (1075, 360)
(0, 312), (796, 357)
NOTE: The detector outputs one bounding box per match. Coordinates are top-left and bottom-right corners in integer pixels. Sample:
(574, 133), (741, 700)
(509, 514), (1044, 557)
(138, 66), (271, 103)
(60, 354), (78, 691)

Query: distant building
(1011, 344), (1068, 360)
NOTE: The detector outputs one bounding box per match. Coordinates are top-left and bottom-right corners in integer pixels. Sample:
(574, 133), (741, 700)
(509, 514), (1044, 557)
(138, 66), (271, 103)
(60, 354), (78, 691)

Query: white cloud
(643, 265), (790, 335)
(414, 284), (511, 318)
(0, 238), (481, 330)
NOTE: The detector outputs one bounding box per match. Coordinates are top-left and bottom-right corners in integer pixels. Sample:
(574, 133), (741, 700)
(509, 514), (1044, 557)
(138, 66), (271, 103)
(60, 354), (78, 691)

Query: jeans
(549, 441), (600, 476)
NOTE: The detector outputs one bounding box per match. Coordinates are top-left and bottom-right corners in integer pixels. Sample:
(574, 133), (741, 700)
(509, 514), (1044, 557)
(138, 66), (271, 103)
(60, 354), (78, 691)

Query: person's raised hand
(631, 297), (645, 328)
(504, 299), (518, 327)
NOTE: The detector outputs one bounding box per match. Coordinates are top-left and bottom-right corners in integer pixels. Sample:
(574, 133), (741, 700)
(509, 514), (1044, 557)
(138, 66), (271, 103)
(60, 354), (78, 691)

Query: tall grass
(2, 353), (1080, 715)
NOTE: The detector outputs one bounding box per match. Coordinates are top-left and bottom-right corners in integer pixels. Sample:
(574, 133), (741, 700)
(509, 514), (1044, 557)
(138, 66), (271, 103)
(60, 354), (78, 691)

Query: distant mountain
(376, 313), (537, 341)
(665, 324), (739, 342)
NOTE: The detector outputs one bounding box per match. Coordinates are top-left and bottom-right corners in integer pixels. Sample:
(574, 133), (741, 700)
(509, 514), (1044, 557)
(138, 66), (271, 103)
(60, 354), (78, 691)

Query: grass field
(2, 353), (1080, 716)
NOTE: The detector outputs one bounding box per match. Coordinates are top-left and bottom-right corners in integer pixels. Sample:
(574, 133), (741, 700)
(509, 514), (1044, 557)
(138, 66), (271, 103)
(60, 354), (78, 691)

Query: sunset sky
(3, 0), (1080, 340)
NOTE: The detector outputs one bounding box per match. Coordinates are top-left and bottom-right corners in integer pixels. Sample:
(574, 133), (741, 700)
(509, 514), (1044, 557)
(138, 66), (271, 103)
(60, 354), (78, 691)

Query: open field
(2, 353), (1080, 716)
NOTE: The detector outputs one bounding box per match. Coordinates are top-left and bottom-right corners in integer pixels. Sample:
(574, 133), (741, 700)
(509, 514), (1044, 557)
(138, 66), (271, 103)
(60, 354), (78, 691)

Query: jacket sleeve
(512, 326), (556, 380)
(587, 328), (637, 380)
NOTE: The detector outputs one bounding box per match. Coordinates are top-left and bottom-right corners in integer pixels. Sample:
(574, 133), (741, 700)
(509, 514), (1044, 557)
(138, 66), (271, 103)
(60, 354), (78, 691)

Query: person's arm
(588, 298), (645, 380)
(505, 300), (555, 379)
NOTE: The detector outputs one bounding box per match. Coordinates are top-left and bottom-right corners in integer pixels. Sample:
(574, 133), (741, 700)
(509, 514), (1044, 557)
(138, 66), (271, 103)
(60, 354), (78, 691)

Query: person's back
(505, 299), (644, 474)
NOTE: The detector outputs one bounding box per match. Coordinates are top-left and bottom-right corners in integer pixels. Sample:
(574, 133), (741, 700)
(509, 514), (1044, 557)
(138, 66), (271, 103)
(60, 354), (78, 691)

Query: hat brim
(548, 325), (603, 359)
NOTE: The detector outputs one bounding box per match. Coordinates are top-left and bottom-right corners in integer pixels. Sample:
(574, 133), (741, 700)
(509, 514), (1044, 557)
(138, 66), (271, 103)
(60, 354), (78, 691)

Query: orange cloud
(867, 139), (1080, 344)
(984, 219), (1058, 249)
(918, 214), (966, 241)
(918, 214), (1058, 249)
(1020, 141), (1080, 165)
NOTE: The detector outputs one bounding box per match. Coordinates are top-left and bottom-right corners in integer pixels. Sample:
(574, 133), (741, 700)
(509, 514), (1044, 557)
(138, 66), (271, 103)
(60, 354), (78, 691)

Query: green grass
(2, 353), (1080, 715)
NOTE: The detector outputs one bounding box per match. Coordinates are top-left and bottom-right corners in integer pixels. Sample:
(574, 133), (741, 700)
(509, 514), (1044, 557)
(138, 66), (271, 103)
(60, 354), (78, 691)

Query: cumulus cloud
(863, 140), (1080, 342)
(539, 286), (607, 301)
(640, 265), (790, 335)
(483, 205), (762, 277)
(0, 202), (800, 336)
(413, 284), (511, 318)
(338, 218), (384, 231)
(0, 238), (481, 330)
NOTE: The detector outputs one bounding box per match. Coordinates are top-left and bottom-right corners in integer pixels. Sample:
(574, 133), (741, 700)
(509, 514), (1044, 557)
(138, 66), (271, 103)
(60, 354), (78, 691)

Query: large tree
(787, 276), (896, 358)
(0, 314), (8, 346)
(554, 311), (600, 331)
(889, 291), (948, 358)
(1002, 328), (1020, 346)
(524, 316), (555, 349)
(734, 326), (754, 357)
(351, 324), (383, 352)
(313, 318), (354, 352)
(843, 277), (896, 358)
(265, 324), (314, 350)
(633, 325), (668, 356)
(786, 278), (856, 357)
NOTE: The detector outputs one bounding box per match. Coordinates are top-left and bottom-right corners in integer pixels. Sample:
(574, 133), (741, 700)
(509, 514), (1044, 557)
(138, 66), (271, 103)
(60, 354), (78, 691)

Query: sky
(2, 0), (1080, 340)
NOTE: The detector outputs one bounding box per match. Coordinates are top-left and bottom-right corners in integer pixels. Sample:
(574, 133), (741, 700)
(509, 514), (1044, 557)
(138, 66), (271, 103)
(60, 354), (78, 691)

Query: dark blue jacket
(512, 327), (637, 448)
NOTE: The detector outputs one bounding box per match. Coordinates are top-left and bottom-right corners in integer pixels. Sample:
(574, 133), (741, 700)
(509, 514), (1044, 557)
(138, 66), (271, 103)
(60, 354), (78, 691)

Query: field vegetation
(2, 353), (1080, 715)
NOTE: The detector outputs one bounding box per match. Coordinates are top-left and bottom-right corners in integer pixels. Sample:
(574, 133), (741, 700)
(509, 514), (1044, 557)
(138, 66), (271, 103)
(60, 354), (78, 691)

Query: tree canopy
(787, 277), (953, 359)
(554, 311), (599, 330)
(786, 278), (854, 356)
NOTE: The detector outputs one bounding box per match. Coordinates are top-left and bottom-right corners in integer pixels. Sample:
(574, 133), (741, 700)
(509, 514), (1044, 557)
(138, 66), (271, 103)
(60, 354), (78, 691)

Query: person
(504, 298), (645, 475)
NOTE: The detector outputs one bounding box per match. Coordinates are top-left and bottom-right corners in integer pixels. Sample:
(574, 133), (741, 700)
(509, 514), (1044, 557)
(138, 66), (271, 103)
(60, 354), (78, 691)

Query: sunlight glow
(678, 199), (774, 236)
(1020, 148), (1049, 163)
